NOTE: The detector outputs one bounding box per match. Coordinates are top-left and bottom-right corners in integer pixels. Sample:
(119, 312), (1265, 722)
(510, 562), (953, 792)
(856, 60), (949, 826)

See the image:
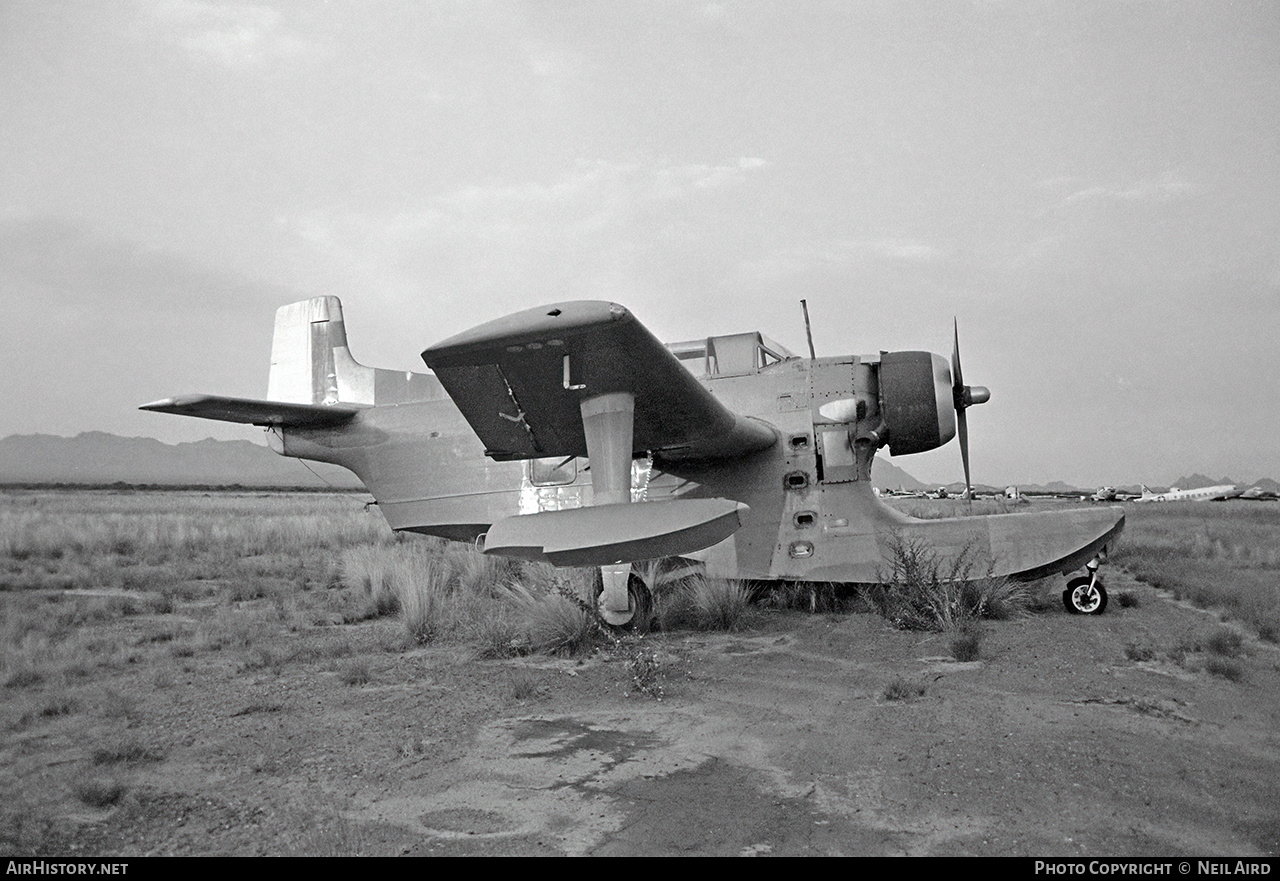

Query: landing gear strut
(1063, 555), (1108, 615)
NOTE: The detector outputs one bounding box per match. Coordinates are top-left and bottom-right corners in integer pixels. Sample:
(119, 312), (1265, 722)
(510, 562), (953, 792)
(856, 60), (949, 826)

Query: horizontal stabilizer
(483, 498), (749, 567)
(139, 394), (367, 428)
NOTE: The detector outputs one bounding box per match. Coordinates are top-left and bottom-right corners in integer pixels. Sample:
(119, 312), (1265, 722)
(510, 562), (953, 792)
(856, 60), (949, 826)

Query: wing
(421, 301), (776, 462)
(139, 394), (367, 427)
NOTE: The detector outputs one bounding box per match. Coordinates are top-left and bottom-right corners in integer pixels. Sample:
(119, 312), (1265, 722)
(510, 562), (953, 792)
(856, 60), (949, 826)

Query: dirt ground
(5, 568), (1280, 857)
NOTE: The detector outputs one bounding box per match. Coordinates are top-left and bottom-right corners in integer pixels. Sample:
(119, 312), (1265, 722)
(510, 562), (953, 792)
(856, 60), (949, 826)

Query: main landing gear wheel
(1063, 575), (1108, 615)
(595, 568), (654, 632)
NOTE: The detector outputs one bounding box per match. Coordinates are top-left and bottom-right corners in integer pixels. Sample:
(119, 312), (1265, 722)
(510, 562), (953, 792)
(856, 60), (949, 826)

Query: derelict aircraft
(142, 298), (1124, 622)
(1134, 484), (1242, 503)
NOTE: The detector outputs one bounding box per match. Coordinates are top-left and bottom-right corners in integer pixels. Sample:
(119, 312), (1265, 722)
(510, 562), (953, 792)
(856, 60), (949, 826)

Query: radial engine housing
(878, 351), (956, 456)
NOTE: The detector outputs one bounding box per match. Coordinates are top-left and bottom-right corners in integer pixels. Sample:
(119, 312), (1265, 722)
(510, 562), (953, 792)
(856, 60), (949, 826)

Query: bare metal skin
(143, 297), (1123, 609)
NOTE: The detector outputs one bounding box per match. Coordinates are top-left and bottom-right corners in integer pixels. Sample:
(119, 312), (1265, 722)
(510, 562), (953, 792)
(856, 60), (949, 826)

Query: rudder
(268, 297), (375, 405)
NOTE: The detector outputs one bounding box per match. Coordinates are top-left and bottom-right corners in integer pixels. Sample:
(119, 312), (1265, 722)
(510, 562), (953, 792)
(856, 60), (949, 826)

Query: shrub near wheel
(1063, 575), (1108, 615)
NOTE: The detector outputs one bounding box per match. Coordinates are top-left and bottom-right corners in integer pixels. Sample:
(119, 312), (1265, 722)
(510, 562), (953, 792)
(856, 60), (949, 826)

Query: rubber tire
(593, 570), (654, 632)
(1063, 576), (1108, 615)
(626, 573), (654, 633)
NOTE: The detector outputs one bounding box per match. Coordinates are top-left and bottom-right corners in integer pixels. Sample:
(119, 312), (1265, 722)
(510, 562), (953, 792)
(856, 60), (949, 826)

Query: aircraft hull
(276, 400), (1122, 583)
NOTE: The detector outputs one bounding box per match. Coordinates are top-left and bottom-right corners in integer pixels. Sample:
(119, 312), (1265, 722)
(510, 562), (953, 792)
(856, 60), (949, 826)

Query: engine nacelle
(878, 351), (956, 456)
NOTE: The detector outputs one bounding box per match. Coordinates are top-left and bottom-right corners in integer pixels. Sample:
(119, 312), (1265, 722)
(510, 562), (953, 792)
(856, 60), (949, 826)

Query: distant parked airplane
(1134, 484), (1243, 503)
(1089, 487), (1138, 503)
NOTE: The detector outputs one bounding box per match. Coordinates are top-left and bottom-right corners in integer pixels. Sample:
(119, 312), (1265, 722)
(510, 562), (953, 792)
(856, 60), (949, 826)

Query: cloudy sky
(3, 0), (1277, 487)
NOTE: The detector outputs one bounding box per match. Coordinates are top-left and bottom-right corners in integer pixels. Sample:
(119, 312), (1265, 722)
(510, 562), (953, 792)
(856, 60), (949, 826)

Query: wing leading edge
(421, 301), (777, 463)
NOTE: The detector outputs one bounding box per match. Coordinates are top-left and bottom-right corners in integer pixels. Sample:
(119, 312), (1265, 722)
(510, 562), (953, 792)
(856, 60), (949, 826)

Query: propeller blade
(953, 318), (972, 498)
(951, 318), (964, 395)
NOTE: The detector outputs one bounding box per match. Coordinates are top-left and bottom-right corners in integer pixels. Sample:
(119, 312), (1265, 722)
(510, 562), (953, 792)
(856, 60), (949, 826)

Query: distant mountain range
(5, 432), (926, 490)
(868, 457), (927, 491)
(1168, 473), (1280, 493)
(0, 432), (362, 488)
(0, 433), (1273, 495)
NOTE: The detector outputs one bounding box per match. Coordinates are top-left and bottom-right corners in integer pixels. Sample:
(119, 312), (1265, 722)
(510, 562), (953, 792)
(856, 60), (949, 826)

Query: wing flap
(421, 301), (776, 462)
(140, 394), (366, 427)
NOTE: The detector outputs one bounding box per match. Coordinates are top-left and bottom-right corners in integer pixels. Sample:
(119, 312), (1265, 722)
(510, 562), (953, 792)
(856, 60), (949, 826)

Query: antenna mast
(800, 299), (817, 360)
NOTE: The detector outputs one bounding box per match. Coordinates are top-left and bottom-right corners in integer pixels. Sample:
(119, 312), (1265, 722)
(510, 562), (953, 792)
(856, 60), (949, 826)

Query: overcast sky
(2, 0), (1277, 487)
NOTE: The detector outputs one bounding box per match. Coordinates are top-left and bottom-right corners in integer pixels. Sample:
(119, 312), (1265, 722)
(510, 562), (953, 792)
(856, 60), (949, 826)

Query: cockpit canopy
(667, 332), (798, 378)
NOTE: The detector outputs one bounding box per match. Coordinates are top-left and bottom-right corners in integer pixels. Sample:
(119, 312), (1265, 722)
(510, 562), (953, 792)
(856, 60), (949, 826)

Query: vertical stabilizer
(268, 297), (375, 404)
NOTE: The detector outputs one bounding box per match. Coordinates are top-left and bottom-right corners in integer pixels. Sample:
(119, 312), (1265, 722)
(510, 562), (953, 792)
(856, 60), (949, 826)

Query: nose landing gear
(1063, 555), (1108, 615)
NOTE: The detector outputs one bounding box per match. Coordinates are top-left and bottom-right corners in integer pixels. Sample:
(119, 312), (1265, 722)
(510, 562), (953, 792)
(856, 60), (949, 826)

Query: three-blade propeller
(951, 319), (990, 498)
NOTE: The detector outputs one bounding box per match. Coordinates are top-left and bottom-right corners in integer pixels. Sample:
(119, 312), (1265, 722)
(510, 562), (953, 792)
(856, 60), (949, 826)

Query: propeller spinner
(951, 320), (990, 497)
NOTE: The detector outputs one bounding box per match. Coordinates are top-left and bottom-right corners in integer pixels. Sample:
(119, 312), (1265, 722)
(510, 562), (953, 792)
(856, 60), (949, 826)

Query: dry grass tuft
(72, 775), (128, 808)
(506, 582), (598, 656)
(292, 797), (366, 856)
(882, 677), (926, 701)
(1115, 591), (1141, 609)
(389, 549), (456, 644)
(39, 693), (79, 718)
(949, 627), (984, 662)
(1125, 643), (1157, 662)
(637, 561), (752, 632)
(759, 581), (850, 613)
(338, 660), (372, 686)
(1202, 656), (1245, 681)
(92, 737), (165, 766)
(506, 669), (542, 700)
(687, 576), (751, 631)
(1205, 627), (1244, 658)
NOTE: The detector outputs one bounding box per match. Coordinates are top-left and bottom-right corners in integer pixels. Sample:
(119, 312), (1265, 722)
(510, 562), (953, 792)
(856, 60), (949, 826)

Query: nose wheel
(1063, 576), (1107, 614)
(1063, 556), (1108, 615)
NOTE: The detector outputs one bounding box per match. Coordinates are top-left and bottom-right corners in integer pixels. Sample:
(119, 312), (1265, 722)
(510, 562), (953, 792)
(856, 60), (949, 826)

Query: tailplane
(142, 296), (440, 427)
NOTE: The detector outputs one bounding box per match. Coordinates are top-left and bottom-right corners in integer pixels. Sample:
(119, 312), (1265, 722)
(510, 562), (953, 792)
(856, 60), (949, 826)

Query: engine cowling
(878, 351), (956, 456)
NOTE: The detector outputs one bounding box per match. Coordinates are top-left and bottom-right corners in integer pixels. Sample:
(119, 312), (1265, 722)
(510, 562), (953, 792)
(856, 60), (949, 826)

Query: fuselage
(274, 341), (874, 579)
(274, 332), (1121, 583)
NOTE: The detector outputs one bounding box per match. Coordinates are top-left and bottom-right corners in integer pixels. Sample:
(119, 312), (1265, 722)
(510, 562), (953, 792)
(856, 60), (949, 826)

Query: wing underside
(421, 301), (776, 463)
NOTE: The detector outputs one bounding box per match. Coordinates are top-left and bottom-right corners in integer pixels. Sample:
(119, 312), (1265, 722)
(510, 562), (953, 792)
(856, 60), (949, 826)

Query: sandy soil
(5, 569), (1280, 857)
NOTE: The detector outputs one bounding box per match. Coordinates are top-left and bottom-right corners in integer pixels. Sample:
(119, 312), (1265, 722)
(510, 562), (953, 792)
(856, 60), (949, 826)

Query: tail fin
(143, 296), (440, 428)
(268, 297), (375, 405)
